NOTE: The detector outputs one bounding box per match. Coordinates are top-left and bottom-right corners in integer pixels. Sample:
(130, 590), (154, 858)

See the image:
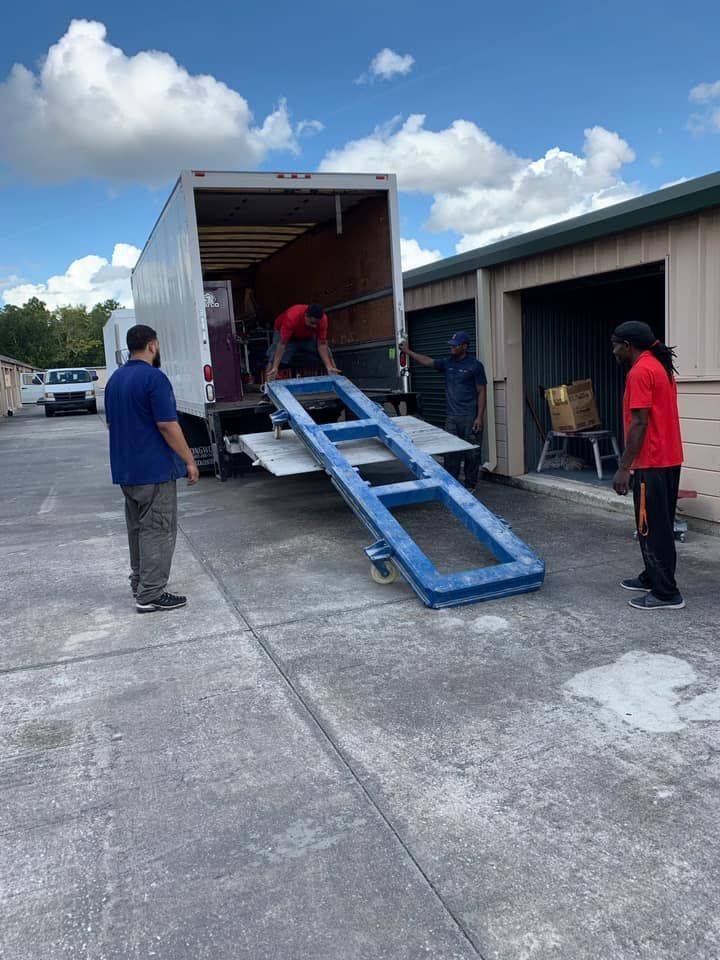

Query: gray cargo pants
(121, 481), (178, 604)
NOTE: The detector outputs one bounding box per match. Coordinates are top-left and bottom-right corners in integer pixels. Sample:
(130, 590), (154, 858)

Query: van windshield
(47, 369), (91, 385)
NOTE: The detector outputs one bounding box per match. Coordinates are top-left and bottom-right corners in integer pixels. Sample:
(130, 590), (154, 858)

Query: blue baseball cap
(448, 331), (470, 347)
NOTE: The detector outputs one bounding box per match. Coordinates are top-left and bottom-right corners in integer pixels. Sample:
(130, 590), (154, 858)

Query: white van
(43, 368), (99, 417)
(21, 371), (45, 404)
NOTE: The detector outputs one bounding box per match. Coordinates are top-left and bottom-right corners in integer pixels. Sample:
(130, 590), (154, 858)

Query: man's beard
(152, 350), (161, 369)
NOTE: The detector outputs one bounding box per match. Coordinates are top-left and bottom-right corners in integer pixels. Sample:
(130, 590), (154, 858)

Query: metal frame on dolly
(264, 375), (545, 609)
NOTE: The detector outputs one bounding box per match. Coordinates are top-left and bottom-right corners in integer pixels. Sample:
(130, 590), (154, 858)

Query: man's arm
(474, 384), (487, 433)
(157, 421), (199, 485)
(613, 408), (649, 495)
(399, 341), (436, 368)
(317, 340), (341, 375)
(267, 339), (288, 381)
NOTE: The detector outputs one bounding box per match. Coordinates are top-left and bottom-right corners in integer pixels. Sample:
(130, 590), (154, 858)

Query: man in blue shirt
(401, 331), (487, 490)
(105, 324), (199, 613)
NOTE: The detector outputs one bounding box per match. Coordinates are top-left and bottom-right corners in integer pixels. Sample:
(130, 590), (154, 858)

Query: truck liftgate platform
(261, 376), (545, 609)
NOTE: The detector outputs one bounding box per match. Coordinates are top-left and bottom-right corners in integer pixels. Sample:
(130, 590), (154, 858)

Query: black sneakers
(136, 592), (187, 614)
(628, 593), (686, 611)
(620, 578), (650, 592)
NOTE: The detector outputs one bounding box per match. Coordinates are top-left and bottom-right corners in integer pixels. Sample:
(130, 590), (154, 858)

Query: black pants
(632, 466), (681, 601)
(444, 417), (482, 486)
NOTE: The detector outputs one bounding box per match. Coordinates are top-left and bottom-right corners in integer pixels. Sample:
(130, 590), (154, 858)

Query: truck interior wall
(253, 195), (393, 345)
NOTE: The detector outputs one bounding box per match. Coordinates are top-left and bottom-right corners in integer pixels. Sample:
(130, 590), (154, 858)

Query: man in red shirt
(611, 320), (685, 610)
(266, 303), (340, 381)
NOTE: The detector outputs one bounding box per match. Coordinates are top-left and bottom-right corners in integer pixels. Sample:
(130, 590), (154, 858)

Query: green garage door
(407, 299), (476, 426)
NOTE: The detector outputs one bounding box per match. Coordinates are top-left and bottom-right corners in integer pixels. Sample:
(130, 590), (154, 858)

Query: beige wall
(406, 207), (720, 524)
(1, 362), (29, 416)
(486, 211), (720, 524)
(404, 273), (476, 312)
(677, 381), (720, 524)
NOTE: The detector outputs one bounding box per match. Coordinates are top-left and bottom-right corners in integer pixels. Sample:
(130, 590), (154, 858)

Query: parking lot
(2, 404), (719, 960)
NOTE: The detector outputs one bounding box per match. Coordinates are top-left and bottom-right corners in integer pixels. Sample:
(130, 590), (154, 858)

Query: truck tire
(89, 401), (97, 414)
(45, 407), (54, 418)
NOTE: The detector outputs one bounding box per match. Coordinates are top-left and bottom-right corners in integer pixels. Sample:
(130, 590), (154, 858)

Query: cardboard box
(545, 379), (601, 433)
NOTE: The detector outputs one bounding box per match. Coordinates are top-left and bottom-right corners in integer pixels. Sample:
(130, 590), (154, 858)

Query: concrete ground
(1, 404), (719, 960)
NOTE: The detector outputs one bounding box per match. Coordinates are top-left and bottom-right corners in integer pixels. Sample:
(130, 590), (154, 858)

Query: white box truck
(131, 170), (414, 478)
(102, 308), (136, 373)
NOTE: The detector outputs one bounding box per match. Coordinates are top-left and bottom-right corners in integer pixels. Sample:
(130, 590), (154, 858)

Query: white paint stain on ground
(38, 483), (58, 515)
(63, 606), (119, 653)
(565, 651), (696, 733)
(471, 615), (509, 634)
(679, 690), (720, 722)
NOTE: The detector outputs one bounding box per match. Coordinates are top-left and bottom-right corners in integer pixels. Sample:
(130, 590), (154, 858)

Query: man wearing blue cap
(401, 331), (487, 490)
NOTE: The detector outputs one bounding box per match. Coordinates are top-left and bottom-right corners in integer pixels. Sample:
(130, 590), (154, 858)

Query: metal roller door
(407, 299), (476, 426)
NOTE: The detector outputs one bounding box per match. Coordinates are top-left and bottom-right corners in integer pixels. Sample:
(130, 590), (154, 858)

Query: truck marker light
(203, 364), (213, 382)
(275, 173), (311, 179)
(399, 351), (407, 367)
(206, 384), (215, 401)
(193, 171), (206, 177)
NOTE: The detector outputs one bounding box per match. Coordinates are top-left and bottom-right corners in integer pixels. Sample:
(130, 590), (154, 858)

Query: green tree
(0, 297), (122, 368)
(0, 298), (58, 368)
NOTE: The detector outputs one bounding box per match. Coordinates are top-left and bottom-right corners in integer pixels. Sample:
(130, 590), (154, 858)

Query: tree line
(0, 298), (121, 370)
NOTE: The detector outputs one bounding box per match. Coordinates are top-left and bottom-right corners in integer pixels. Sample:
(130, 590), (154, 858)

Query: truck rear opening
(131, 171), (411, 478)
(194, 176), (401, 396)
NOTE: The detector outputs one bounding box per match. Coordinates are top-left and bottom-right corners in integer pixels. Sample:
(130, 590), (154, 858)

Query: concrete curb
(488, 471), (720, 538)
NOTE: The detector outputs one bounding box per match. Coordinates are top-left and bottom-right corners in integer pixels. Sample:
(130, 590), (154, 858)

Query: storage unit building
(1, 354), (34, 416)
(403, 170), (720, 531)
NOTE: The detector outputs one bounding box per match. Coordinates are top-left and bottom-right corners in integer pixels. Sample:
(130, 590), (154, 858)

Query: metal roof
(0, 353), (34, 368)
(403, 169), (720, 289)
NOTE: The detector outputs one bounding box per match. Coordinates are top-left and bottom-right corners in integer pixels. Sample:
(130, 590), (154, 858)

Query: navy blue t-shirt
(105, 360), (186, 485)
(434, 355), (487, 419)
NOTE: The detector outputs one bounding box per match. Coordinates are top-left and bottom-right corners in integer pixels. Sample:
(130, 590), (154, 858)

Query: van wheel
(45, 407), (54, 417)
(89, 402), (97, 414)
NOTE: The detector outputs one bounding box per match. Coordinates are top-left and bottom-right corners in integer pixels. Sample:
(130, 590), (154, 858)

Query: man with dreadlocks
(611, 320), (685, 610)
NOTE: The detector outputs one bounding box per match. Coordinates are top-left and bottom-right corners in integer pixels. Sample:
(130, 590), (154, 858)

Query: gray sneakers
(627, 593), (686, 611)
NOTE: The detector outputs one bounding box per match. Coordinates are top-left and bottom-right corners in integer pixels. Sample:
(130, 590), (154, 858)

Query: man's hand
(472, 417), (483, 434)
(399, 340), (408, 351)
(326, 365), (341, 375)
(186, 462), (200, 486)
(267, 368), (279, 382)
(613, 467), (632, 496)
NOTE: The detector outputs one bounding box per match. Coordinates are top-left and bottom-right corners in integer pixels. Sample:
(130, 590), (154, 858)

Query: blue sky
(1, 0), (719, 308)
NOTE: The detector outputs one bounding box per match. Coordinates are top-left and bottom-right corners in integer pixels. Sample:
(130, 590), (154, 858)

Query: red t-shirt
(274, 304), (328, 342)
(623, 351), (683, 469)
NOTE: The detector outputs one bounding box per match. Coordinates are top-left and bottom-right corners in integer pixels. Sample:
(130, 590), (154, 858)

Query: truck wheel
(45, 407), (54, 418)
(370, 561), (397, 585)
(89, 402), (97, 414)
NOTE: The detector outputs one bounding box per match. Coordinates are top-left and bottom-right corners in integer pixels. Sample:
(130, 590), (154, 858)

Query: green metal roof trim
(403, 169), (720, 289)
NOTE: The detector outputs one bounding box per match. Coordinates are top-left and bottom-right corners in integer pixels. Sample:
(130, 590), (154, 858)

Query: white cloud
(660, 176), (690, 189)
(296, 119), (324, 137)
(2, 243), (141, 309)
(689, 80), (720, 103)
(688, 79), (720, 133)
(320, 117), (639, 252)
(319, 114), (522, 191)
(0, 20), (317, 184)
(356, 48), (415, 84)
(400, 238), (442, 271)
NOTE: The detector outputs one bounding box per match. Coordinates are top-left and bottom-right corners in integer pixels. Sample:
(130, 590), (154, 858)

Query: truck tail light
(203, 364), (213, 382)
(399, 351), (407, 368)
(206, 384), (215, 401)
